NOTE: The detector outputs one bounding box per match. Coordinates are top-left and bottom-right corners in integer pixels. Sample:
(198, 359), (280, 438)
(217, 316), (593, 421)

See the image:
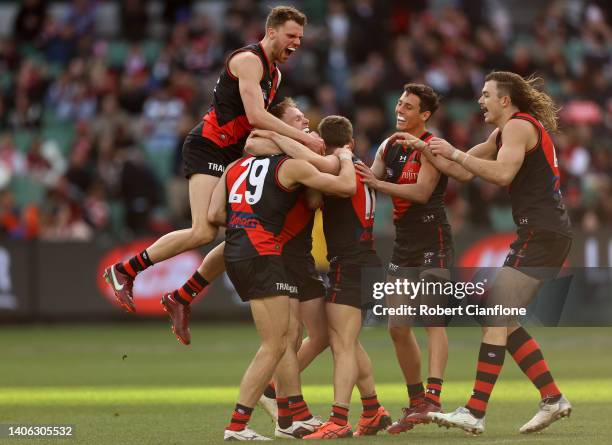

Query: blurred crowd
(0, 0), (610, 241)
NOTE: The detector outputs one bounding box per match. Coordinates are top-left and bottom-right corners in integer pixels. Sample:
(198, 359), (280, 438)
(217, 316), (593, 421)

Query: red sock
(118, 250), (153, 278)
(173, 271), (209, 305)
(407, 382), (424, 407)
(227, 404), (253, 431)
(329, 404), (349, 426)
(361, 394), (381, 417)
(289, 394), (313, 421)
(465, 343), (505, 418)
(425, 378), (443, 406)
(507, 327), (561, 401)
(277, 397), (292, 429)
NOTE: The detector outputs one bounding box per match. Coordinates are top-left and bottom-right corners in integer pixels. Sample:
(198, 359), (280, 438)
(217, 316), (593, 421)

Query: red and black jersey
(191, 43), (280, 151)
(282, 193), (315, 258)
(323, 157), (378, 264)
(496, 112), (571, 235)
(381, 131), (448, 226)
(224, 154), (305, 262)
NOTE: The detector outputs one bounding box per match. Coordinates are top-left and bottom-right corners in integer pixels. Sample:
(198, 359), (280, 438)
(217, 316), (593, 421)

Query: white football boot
(223, 427), (272, 441)
(429, 406), (485, 435)
(519, 395), (572, 434)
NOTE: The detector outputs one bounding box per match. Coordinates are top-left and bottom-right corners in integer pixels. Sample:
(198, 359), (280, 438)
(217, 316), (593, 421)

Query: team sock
(425, 377), (443, 406)
(172, 271), (209, 305)
(116, 250), (153, 278)
(227, 403), (253, 431)
(465, 343), (505, 418)
(361, 394), (381, 417)
(289, 394), (313, 422)
(507, 327), (561, 402)
(263, 382), (276, 399)
(329, 404), (349, 426)
(277, 397), (292, 429)
(407, 382), (425, 407)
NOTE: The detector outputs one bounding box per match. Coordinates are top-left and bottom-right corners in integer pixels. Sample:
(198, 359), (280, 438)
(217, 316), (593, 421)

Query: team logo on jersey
(399, 154), (408, 163)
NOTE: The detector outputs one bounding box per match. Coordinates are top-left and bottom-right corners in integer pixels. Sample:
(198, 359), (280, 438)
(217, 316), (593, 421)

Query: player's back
(322, 157), (379, 265)
(224, 154), (303, 262)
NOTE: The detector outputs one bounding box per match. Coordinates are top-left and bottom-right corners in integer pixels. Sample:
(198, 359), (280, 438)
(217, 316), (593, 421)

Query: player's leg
(297, 297), (329, 371)
(104, 173), (219, 312)
(352, 341), (392, 436)
(225, 295), (289, 440)
(162, 241), (226, 345)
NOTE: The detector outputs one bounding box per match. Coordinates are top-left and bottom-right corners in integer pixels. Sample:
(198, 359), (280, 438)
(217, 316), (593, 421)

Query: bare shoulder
(229, 51), (263, 78)
(502, 119), (538, 148)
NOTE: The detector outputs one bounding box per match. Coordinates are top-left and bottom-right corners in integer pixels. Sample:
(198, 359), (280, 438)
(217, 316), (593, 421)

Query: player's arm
(244, 134), (281, 156)
(280, 148), (356, 197)
(429, 122), (527, 186)
(398, 131), (497, 182)
(208, 165), (234, 227)
(251, 129), (340, 174)
(369, 138), (390, 179)
(231, 53), (324, 152)
(356, 154), (439, 204)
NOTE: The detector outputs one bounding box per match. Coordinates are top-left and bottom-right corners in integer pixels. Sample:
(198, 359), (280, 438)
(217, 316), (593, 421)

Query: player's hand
(428, 137), (456, 159)
(355, 163), (379, 189)
(334, 146), (352, 160)
(303, 133), (325, 155)
(250, 129), (277, 139)
(390, 132), (428, 151)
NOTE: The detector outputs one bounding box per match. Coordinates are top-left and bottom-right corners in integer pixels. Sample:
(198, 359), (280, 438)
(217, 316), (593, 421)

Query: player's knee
(262, 337), (287, 360)
(389, 326), (412, 345)
(308, 331), (329, 353)
(190, 225), (217, 247)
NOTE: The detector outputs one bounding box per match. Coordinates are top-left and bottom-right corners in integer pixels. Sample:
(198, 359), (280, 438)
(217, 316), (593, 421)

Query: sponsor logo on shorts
(422, 213), (435, 223)
(519, 217), (529, 225)
(276, 282), (298, 293)
(388, 262), (399, 272)
(208, 162), (224, 172)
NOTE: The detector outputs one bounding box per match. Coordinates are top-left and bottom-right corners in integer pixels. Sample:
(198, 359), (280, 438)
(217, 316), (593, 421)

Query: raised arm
(231, 52), (324, 153)
(244, 134), (281, 156)
(279, 148), (356, 197)
(356, 154), (439, 204)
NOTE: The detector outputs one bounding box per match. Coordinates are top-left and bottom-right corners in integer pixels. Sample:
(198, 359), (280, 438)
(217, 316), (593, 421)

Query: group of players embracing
(103, 5), (573, 441)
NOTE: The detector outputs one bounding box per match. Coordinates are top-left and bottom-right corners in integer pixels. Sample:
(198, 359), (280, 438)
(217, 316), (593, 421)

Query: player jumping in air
(103, 6), (323, 327)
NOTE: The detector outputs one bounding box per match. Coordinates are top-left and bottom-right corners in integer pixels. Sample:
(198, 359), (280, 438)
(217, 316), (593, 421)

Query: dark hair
(269, 97), (298, 119)
(265, 6), (307, 29)
(485, 71), (559, 132)
(318, 115), (353, 148)
(403, 83), (440, 118)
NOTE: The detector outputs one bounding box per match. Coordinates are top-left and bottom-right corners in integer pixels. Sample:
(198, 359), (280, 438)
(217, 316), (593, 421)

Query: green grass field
(1, 324), (610, 444)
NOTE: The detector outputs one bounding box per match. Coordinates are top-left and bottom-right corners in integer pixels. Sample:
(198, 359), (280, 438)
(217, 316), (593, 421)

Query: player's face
(281, 106), (310, 131)
(395, 92), (428, 132)
(479, 81), (505, 124)
(270, 20), (303, 63)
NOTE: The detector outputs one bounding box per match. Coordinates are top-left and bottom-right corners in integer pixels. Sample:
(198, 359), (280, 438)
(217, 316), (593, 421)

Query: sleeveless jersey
(282, 193), (315, 258)
(496, 112), (571, 235)
(323, 157), (377, 263)
(381, 131), (448, 226)
(193, 43), (280, 150)
(224, 155), (304, 262)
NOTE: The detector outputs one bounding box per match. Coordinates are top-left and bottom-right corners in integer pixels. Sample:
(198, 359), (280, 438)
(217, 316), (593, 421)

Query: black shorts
(326, 256), (383, 309)
(389, 221), (454, 277)
(504, 228), (572, 279)
(283, 254), (326, 302)
(225, 255), (297, 302)
(182, 131), (243, 178)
